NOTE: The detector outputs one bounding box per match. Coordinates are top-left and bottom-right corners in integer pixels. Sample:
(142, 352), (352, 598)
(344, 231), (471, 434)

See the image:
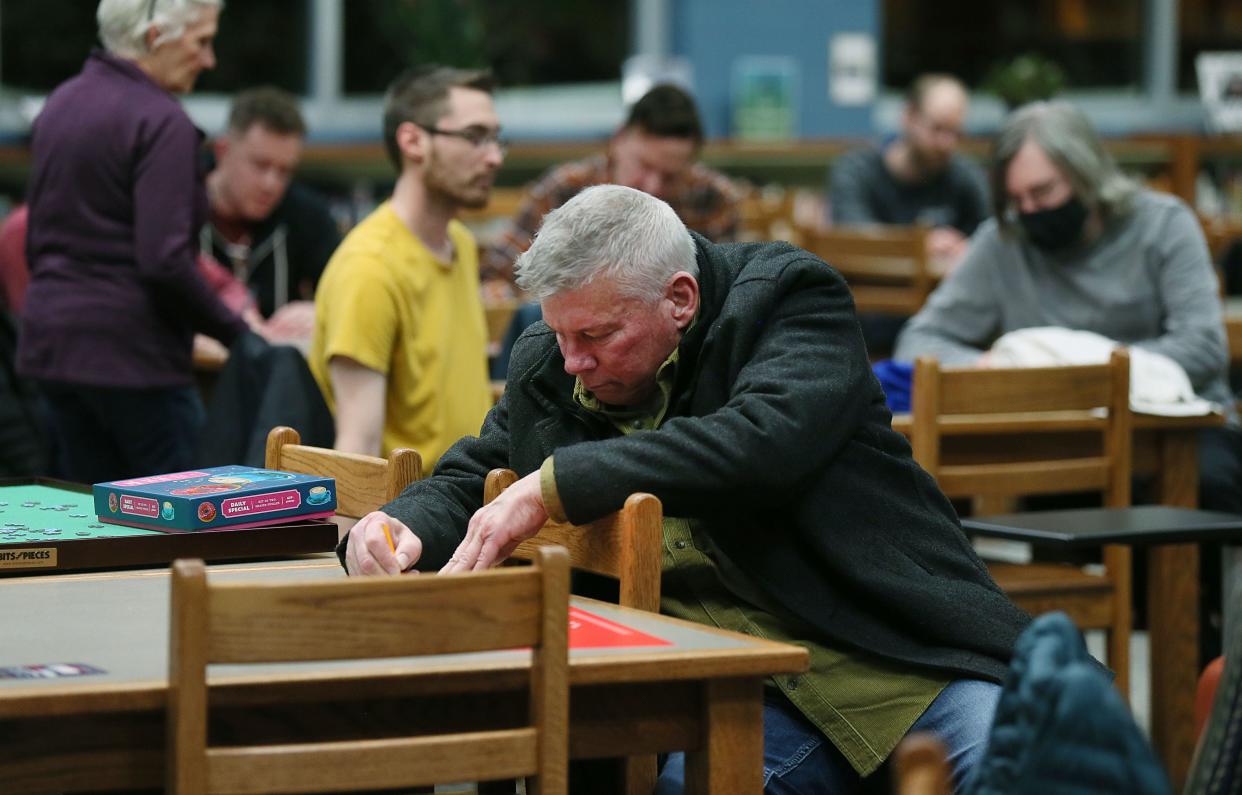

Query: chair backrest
(264, 426), (422, 519)
(739, 186), (796, 242)
(484, 299), (520, 349)
(166, 547), (570, 795)
(1199, 213), (1238, 264)
(485, 469), (663, 613)
(910, 349), (1133, 506)
(798, 224), (932, 315)
(893, 732), (951, 795)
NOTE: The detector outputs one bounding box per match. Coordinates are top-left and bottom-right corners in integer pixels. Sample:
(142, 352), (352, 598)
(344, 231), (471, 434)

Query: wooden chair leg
(1108, 626), (1131, 705)
(622, 755), (657, 795)
(1105, 544), (1132, 705)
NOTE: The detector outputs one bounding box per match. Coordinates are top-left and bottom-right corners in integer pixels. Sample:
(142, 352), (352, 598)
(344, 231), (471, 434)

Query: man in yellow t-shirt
(310, 65), (501, 468)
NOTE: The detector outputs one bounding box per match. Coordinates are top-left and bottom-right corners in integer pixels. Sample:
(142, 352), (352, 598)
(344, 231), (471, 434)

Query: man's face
(421, 87), (504, 210)
(609, 128), (696, 201)
(213, 125), (303, 222)
(903, 82), (967, 174)
(1004, 138), (1075, 215)
(146, 6), (219, 94)
(543, 274), (692, 407)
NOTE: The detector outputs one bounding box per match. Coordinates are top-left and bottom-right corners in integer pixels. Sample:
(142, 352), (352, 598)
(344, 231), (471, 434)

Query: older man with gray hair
(339, 184), (1029, 791)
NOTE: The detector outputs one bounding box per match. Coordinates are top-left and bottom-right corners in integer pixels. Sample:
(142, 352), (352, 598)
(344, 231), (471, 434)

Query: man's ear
(144, 24), (161, 52)
(212, 137), (230, 162)
(395, 121), (427, 166)
(666, 271), (700, 329)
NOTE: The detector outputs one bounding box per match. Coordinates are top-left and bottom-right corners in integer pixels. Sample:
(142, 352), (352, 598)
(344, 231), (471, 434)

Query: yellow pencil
(381, 522), (396, 555)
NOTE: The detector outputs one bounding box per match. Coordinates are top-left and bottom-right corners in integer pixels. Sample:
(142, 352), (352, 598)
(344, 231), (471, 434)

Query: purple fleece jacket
(19, 50), (245, 388)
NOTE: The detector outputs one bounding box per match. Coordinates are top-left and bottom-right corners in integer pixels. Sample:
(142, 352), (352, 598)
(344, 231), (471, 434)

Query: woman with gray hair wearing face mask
(18, 0), (247, 484)
(895, 100), (1238, 512)
(894, 102), (1242, 665)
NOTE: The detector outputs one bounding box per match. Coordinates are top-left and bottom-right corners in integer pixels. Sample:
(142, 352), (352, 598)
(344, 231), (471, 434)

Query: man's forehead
(545, 278), (633, 320)
(621, 130), (695, 167)
(441, 86), (499, 125)
(235, 124), (303, 146)
(914, 85), (967, 125)
(1004, 140), (1068, 196)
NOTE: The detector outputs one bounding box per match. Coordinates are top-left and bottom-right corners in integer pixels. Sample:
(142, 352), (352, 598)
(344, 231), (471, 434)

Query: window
(196, 2), (308, 94)
(1, 0), (96, 92)
(0, 0), (308, 94)
(342, 0), (629, 94)
(1180, 0), (1242, 93)
(884, 0), (1142, 93)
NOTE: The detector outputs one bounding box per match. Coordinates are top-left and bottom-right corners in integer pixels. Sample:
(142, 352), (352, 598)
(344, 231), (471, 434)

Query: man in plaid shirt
(481, 84), (741, 292)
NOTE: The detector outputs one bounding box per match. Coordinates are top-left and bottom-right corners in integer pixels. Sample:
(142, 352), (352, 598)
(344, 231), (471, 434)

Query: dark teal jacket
(965, 612), (1170, 795)
(358, 234), (1030, 682)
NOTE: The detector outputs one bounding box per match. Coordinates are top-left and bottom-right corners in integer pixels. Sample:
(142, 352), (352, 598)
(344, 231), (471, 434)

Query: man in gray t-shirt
(829, 74), (989, 267)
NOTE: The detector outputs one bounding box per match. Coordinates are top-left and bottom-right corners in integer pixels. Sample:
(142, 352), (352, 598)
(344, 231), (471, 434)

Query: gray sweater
(894, 190), (1232, 412)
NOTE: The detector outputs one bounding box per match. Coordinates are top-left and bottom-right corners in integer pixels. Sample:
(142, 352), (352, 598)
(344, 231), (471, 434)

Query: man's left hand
(440, 470), (548, 573)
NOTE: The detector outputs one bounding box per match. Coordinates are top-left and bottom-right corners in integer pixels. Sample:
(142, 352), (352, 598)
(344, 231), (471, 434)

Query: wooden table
(893, 409), (1222, 786)
(0, 559), (808, 795)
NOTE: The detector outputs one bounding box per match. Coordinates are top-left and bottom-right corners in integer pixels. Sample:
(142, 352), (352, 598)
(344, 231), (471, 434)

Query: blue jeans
(654, 678), (1000, 795)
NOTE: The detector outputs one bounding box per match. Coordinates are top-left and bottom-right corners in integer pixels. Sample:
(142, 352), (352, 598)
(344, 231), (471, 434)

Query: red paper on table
(568, 606), (673, 649)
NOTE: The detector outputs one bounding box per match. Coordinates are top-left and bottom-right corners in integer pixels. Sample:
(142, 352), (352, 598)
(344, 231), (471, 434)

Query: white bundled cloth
(988, 326), (1217, 417)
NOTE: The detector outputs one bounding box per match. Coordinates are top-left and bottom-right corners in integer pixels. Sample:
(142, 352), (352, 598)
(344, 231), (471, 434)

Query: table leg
(684, 677), (763, 795)
(1148, 429), (1200, 789)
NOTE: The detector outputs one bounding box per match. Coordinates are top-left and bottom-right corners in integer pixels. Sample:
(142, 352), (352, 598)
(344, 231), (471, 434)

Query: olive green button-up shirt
(540, 350), (948, 775)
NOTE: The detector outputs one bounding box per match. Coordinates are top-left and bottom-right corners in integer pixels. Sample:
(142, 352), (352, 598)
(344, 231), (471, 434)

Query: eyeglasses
(147, 0), (157, 21)
(417, 124), (508, 155)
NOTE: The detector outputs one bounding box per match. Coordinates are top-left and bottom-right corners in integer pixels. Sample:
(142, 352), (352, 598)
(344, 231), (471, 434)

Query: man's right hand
(345, 511), (422, 576)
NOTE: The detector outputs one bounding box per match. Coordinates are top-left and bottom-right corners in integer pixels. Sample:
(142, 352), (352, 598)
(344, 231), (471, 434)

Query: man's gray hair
(515, 185), (697, 302)
(991, 100), (1139, 234)
(97, 0), (222, 59)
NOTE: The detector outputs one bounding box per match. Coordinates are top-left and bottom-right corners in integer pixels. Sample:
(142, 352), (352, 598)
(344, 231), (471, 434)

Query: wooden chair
(892, 732), (951, 795)
(485, 468), (662, 794)
(166, 546), (570, 794)
(739, 186), (796, 242)
(910, 350), (1134, 699)
(264, 426), (421, 519)
(484, 299), (520, 352)
(798, 224), (933, 316)
(485, 468), (663, 613)
(1199, 213), (1241, 264)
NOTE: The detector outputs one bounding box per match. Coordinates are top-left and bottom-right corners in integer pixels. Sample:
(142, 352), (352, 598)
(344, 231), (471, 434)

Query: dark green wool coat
(347, 233), (1031, 683)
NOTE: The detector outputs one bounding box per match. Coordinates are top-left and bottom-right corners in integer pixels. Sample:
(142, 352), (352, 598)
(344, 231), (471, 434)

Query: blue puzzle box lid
(93, 466), (336, 531)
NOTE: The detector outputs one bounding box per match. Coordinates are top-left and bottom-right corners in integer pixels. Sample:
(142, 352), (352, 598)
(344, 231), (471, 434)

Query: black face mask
(1017, 195), (1089, 251)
